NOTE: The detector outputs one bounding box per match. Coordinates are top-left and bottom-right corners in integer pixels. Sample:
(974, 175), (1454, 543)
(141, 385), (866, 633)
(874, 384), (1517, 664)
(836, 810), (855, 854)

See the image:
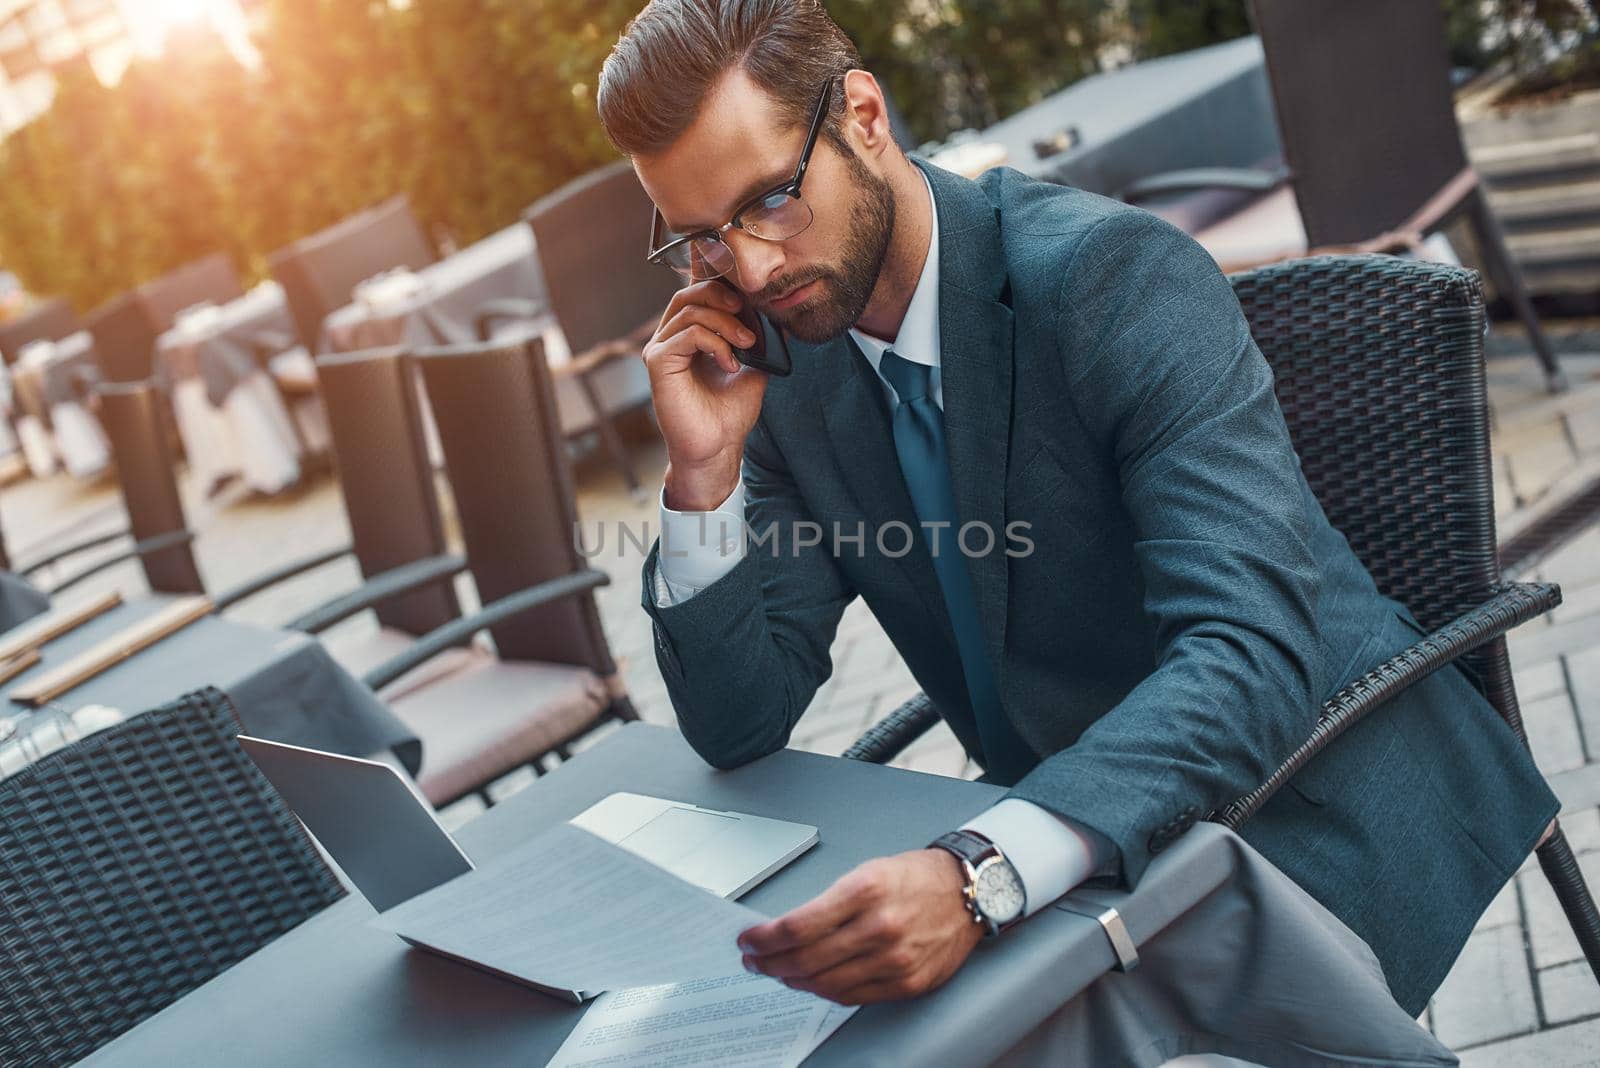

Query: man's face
(635, 69), (895, 344)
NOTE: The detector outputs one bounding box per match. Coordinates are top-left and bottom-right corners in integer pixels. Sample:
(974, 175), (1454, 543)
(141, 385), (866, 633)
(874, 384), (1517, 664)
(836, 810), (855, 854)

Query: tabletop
(1, 595), (418, 774)
(973, 35), (1276, 196)
(155, 282), (298, 406)
(80, 723), (1452, 1067)
(320, 223), (551, 355)
(9, 331), (98, 420)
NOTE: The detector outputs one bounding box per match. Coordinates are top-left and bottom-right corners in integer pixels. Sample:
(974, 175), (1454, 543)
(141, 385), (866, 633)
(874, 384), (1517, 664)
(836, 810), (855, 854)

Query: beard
(755, 152), (896, 344)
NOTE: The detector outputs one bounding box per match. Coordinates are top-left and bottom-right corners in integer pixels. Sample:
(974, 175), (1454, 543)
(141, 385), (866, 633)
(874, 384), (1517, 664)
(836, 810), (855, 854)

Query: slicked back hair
(597, 0), (862, 158)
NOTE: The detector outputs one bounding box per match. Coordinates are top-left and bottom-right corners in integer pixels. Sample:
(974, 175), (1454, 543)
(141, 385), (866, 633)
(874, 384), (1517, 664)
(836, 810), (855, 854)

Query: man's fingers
(742, 914), (883, 980)
(739, 869), (880, 955)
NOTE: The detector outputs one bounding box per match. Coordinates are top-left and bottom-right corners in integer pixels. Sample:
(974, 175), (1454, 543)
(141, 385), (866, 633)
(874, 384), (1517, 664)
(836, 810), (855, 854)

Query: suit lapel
(918, 160), (1016, 692)
(801, 332), (955, 636)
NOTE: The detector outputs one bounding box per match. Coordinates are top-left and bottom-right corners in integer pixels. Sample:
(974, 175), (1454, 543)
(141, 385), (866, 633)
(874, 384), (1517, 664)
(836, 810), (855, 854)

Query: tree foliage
(18, 0), (1478, 311)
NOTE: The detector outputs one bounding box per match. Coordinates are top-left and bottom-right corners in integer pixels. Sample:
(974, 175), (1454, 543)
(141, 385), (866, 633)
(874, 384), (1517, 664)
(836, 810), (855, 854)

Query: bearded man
(597, 0), (1555, 1018)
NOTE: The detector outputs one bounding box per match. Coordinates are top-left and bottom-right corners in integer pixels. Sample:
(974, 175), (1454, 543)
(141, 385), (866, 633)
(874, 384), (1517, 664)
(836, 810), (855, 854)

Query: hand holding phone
(715, 280), (792, 378)
(643, 280), (779, 511)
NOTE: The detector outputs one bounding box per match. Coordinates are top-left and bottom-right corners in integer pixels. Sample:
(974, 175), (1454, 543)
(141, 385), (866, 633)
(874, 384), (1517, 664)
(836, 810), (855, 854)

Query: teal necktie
(878, 349), (1034, 784)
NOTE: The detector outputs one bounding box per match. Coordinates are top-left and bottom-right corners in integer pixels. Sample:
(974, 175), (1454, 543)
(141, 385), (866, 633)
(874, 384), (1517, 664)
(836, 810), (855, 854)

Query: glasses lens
(660, 237), (736, 281)
(741, 192), (813, 242)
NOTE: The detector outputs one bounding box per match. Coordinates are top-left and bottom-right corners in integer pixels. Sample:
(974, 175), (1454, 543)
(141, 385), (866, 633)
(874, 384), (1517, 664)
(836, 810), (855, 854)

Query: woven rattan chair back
(1250, 0), (1470, 249)
(523, 160), (681, 358)
(95, 380), (205, 595)
(0, 688), (345, 1067)
(414, 338), (615, 673)
(315, 347), (460, 635)
(1229, 254), (1502, 655)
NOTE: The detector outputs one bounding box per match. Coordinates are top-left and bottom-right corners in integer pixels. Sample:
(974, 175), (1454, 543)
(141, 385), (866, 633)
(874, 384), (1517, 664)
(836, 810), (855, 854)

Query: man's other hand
(737, 848), (985, 1005)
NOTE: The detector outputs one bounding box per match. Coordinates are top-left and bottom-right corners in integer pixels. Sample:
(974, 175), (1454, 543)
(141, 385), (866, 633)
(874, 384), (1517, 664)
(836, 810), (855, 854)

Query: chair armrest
(1120, 164), (1291, 205)
(474, 298), (545, 342)
(48, 530), (197, 594)
(843, 692), (942, 764)
(18, 528), (131, 577)
(1213, 581), (1561, 830)
(288, 553), (468, 634)
(211, 543), (354, 612)
(361, 569), (610, 692)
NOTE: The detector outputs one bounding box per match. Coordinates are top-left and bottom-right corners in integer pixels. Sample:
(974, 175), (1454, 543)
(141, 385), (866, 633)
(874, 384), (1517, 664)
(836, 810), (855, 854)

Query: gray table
(2, 595), (419, 774)
(81, 724), (1453, 1067)
(320, 223), (551, 354)
(972, 35), (1279, 197)
(0, 571), (48, 632)
(155, 282), (298, 406)
(10, 331), (99, 424)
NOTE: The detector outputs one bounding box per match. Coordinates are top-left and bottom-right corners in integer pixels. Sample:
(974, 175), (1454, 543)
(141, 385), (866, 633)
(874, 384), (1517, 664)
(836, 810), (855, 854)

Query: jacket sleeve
(641, 413), (856, 769)
(1006, 209), (1327, 885)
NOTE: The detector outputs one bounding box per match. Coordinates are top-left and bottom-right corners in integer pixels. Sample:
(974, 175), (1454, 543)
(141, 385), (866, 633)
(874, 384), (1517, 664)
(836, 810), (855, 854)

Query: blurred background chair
(1121, 0), (1567, 392)
(14, 380), (201, 597)
(268, 196), (437, 352)
(213, 346), (469, 690)
(0, 687), (345, 1068)
(85, 253), (245, 384)
(478, 161), (675, 494)
(846, 254), (1600, 986)
(354, 337), (638, 807)
(0, 298), (80, 368)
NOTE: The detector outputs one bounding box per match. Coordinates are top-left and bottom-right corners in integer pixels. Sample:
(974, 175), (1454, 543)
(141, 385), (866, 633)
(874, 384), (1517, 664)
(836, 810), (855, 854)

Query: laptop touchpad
(616, 807), (736, 871)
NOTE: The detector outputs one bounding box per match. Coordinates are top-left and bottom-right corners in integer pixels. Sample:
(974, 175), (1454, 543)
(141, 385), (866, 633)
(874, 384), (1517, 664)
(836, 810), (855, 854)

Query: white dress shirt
(654, 170), (1112, 918)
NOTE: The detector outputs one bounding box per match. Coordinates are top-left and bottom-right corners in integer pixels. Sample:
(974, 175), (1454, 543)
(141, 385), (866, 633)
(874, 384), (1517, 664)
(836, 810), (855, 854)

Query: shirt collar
(848, 168), (940, 379)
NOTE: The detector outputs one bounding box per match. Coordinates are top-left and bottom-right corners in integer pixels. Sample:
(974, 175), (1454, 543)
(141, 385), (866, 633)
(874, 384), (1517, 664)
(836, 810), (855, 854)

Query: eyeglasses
(646, 79), (834, 283)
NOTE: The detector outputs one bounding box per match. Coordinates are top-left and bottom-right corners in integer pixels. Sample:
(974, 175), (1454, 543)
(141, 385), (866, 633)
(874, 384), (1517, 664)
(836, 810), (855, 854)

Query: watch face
(973, 858), (1026, 925)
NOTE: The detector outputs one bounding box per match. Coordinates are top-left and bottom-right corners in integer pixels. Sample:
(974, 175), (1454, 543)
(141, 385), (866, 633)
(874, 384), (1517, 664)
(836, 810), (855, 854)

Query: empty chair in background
(356, 337), (640, 807)
(479, 161), (678, 494)
(1121, 0), (1566, 391)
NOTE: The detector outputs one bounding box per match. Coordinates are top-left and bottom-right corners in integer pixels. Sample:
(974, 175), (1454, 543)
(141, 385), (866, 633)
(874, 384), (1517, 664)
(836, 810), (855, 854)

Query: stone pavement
(3, 344), (1599, 1060)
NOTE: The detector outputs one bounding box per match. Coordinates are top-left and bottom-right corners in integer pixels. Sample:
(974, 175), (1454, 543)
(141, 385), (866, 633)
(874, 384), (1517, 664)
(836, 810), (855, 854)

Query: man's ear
(841, 69), (895, 160)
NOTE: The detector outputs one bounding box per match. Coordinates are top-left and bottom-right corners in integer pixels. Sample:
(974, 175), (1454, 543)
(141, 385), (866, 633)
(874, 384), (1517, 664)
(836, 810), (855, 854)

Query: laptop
(237, 735), (819, 1001)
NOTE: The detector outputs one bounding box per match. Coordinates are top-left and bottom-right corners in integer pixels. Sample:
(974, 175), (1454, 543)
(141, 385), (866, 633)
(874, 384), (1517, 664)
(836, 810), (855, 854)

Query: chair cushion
(388, 655), (609, 805)
(323, 625), (479, 697)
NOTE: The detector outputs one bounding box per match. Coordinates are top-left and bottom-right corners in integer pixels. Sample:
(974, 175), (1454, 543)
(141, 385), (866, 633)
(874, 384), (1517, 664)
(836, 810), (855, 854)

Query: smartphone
(715, 279), (792, 377)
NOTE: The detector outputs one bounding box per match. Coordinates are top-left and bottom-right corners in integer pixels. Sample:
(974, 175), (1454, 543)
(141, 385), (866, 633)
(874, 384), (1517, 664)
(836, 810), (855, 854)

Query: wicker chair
(845, 255), (1600, 983)
(0, 688), (345, 1066)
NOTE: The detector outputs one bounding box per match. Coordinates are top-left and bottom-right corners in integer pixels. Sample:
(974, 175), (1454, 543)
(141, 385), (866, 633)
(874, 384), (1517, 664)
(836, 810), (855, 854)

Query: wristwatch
(929, 829), (1026, 937)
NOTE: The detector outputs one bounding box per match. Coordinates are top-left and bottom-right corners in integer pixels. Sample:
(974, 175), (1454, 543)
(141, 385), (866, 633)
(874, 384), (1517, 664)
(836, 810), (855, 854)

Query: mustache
(757, 270), (830, 306)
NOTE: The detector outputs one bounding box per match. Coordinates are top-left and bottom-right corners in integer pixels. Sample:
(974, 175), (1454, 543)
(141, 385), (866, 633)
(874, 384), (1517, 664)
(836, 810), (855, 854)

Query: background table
(7, 331), (108, 479)
(80, 723), (1452, 1067)
(154, 282), (316, 495)
(320, 223), (554, 355)
(2, 594), (418, 773)
(971, 36), (1277, 198)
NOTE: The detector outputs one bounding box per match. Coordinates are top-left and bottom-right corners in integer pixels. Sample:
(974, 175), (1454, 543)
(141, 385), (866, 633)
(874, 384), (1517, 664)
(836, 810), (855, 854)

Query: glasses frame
(646, 78), (835, 276)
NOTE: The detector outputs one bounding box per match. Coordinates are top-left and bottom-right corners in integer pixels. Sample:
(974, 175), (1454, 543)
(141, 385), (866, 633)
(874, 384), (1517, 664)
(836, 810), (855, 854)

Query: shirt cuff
(960, 798), (1117, 919)
(654, 482), (746, 606)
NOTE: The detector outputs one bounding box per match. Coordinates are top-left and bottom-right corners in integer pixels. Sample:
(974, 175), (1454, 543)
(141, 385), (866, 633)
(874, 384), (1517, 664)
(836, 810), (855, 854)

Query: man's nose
(724, 230), (785, 296)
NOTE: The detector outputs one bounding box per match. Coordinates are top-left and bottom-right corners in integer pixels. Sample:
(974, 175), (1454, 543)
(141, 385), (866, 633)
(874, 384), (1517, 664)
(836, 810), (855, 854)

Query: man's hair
(597, 0), (862, 158)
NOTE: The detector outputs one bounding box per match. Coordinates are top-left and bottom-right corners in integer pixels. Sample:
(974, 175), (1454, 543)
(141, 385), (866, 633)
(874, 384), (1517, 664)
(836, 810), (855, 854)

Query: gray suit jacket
(642, 159), (1555, 1014)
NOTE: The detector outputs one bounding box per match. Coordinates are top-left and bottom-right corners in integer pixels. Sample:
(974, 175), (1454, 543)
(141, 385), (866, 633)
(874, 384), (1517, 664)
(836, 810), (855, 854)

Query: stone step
(1476, 134), (1600, 188)
(1506, 225), (1600, 269)
(1491, 179), (1600, 233)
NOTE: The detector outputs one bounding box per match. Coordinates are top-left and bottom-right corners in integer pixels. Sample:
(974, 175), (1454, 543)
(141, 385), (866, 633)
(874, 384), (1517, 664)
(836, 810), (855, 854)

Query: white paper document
(547, 973), (859, 1068)
(371, 821), (763, 991)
